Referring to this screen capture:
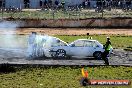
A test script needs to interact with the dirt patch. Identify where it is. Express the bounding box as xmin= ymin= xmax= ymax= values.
xmin=0 ymin=28 xmax=131 ymax=35
xmin=15 ymin=28 xmax=132 ymax=35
